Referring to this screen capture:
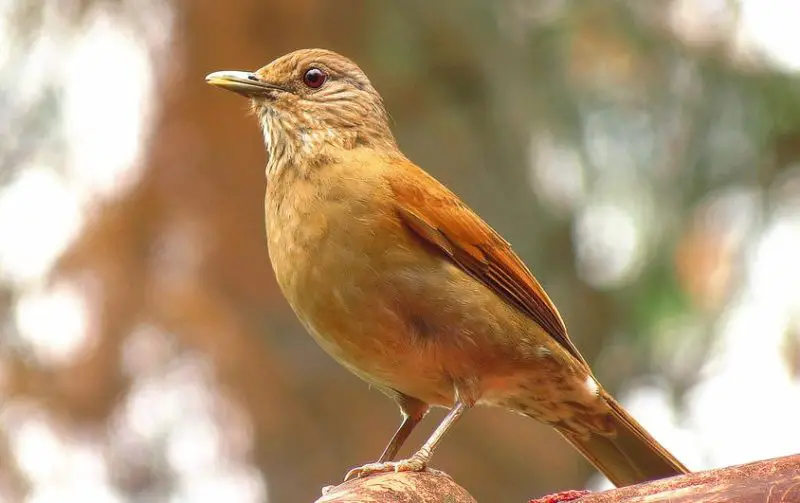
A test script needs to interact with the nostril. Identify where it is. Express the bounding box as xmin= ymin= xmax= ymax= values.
xmin=247 ymin=74 xmax=259 ymax=81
